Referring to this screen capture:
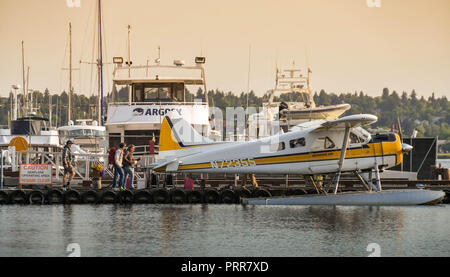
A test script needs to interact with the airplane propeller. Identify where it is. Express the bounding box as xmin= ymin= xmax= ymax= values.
xmin=397 ymin=117 xmax=412 ymax=154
